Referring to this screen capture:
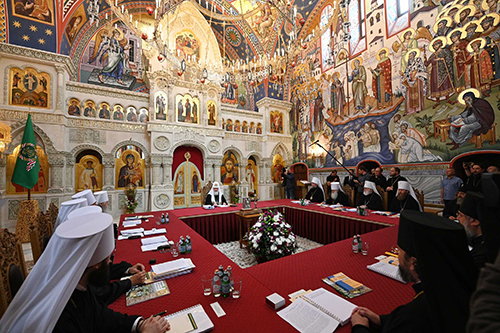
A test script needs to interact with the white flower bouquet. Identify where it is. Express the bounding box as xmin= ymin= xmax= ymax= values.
xmin=248 ymin=209 xmax=297 ymax=262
